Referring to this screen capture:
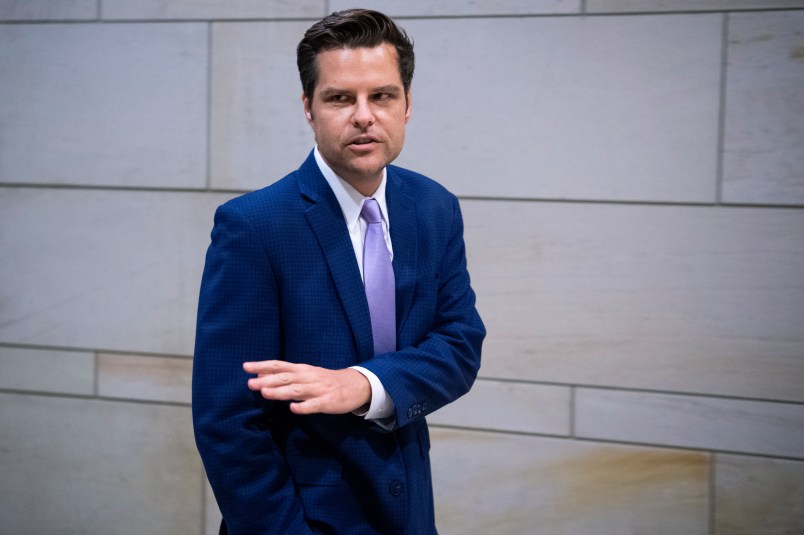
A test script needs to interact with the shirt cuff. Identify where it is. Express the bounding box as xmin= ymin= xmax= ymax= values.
xmin=350 ymin=366 xmax=395 ymax=426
